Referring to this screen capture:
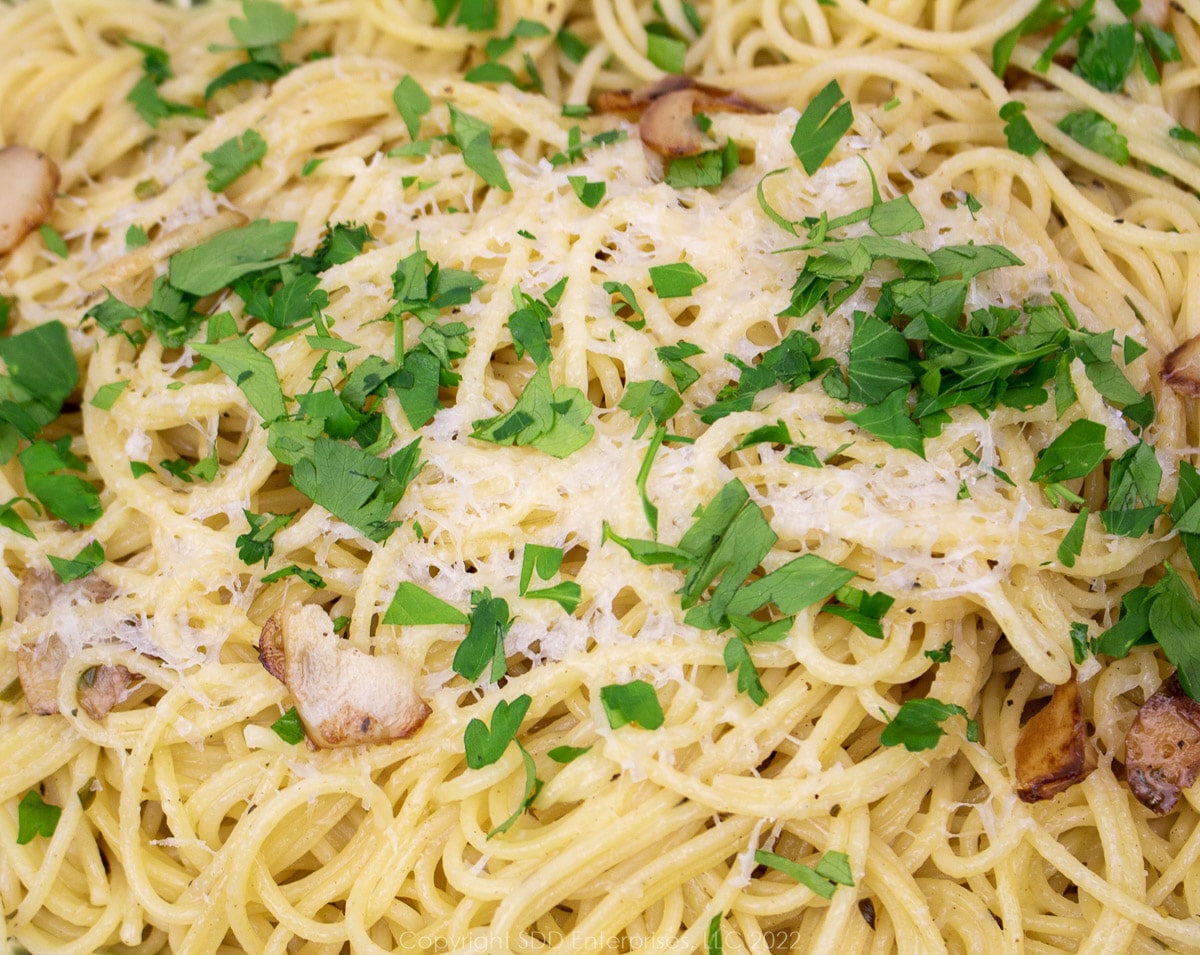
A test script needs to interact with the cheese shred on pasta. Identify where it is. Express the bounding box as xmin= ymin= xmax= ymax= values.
xmin=3 ymin=0 xmax=1200 ymax=952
